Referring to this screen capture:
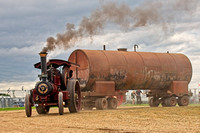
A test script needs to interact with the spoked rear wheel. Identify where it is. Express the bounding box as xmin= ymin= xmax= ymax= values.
xmin=25 ymin=93 xmax=32 ymax=117
xmin=67 ymin=79 xmax=81 ymax=113
xmin=61 ymin=66 xmax=69 ymax=89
